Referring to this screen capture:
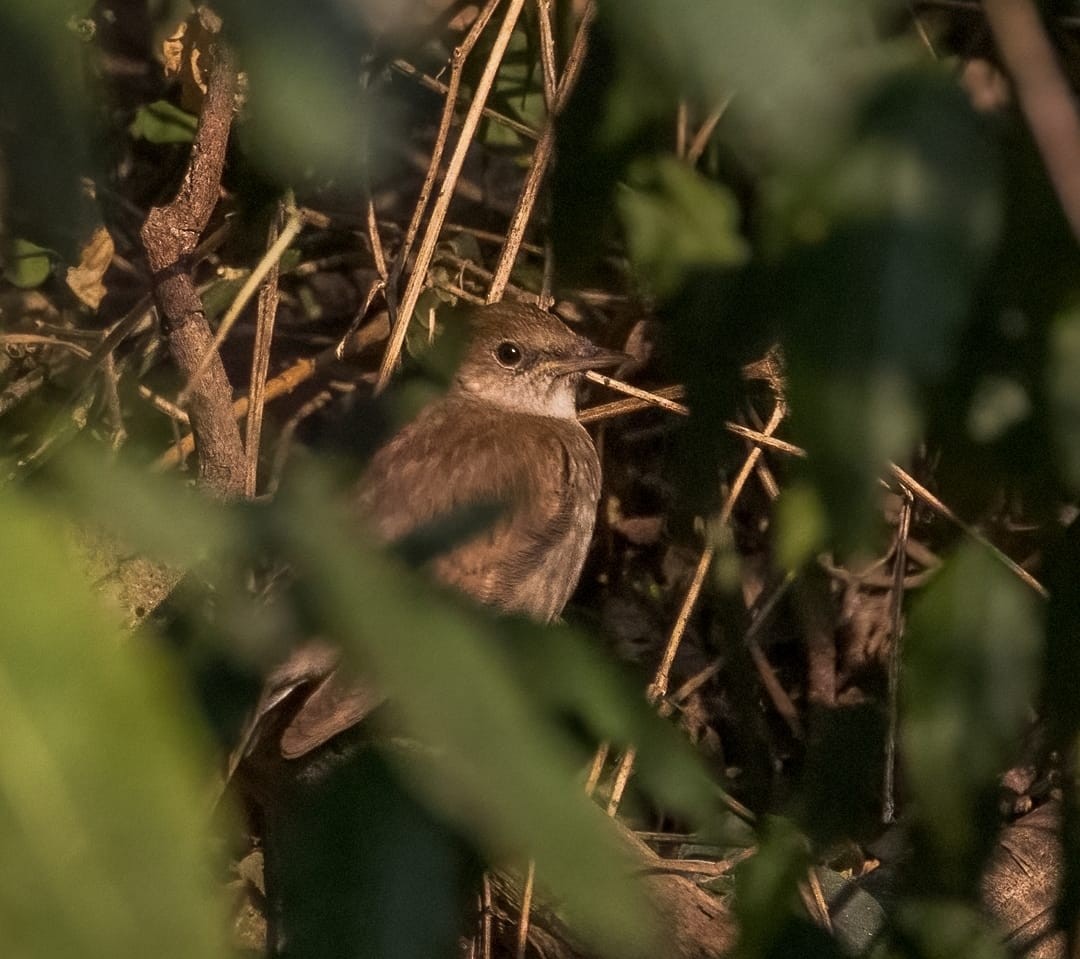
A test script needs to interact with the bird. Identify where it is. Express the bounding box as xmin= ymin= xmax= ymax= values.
xmin=237 ymin=300 xmax=628 ymax=767
xmin=230 ymin=302 xmax=627 ymax=955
